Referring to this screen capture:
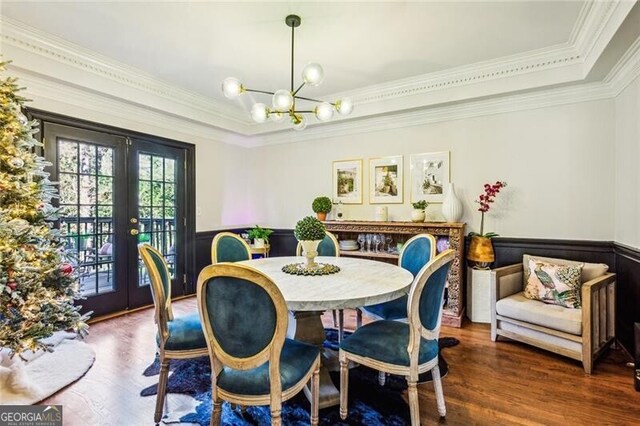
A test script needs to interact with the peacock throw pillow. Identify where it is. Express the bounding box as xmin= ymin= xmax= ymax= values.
xmin=523 ymin=259 xmax=583 ymax=309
